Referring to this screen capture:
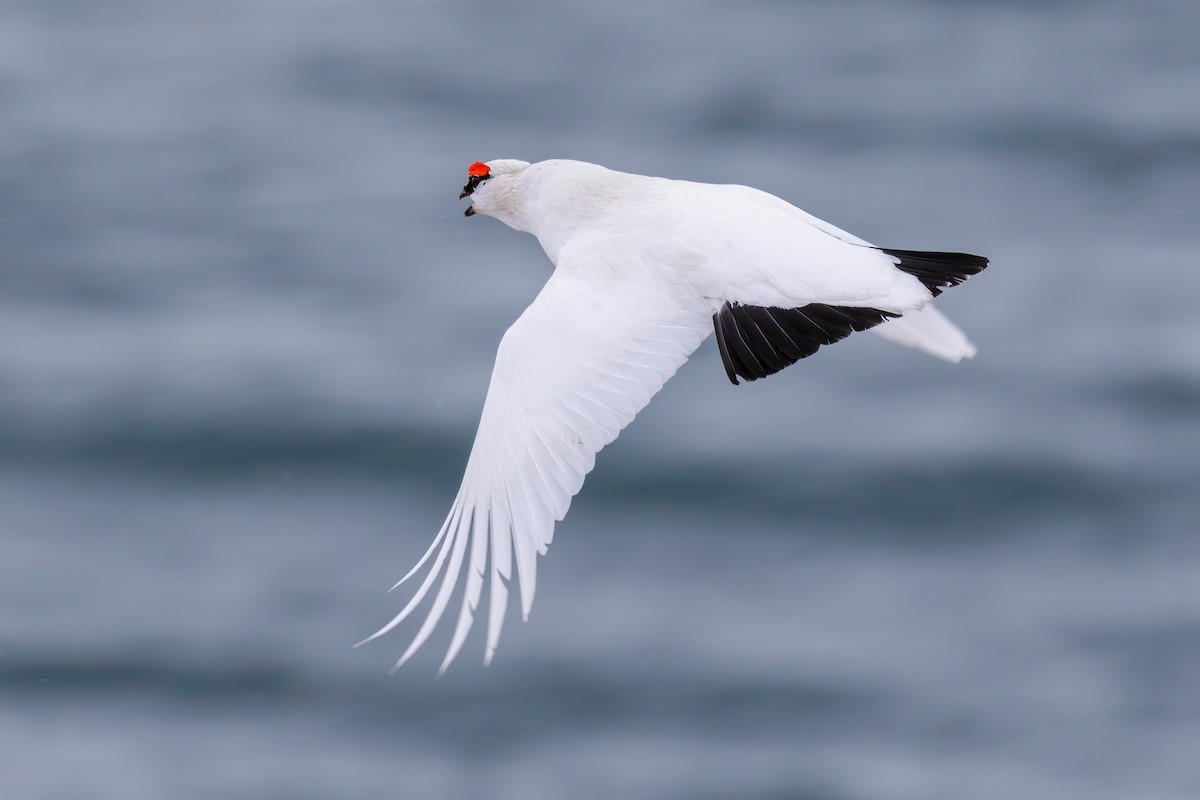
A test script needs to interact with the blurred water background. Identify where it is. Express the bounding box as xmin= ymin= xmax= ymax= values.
xmin=3 ymin=1 xmax=1199 ymax=798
